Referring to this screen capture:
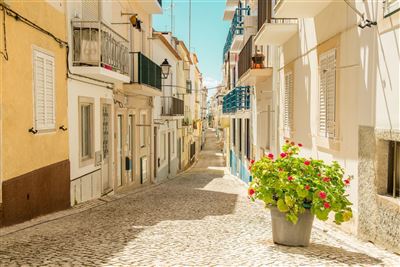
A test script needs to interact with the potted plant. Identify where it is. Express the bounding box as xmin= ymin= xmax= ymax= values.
xmin=248 ymin=141 xmax=353 ymax=247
